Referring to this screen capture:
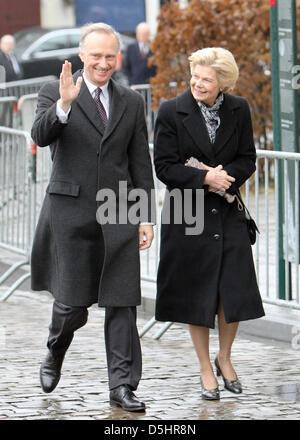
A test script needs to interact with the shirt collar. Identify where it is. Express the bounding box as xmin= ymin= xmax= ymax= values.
xmin=139 ymin=42 xmax=149 ymax=50
xmin=82 ymin=72 xmax=110 ymax=100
